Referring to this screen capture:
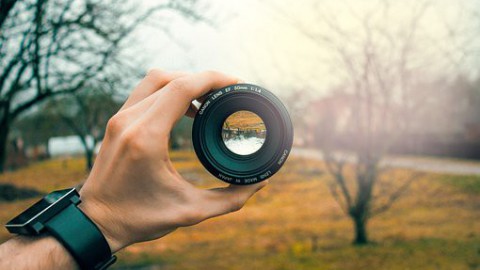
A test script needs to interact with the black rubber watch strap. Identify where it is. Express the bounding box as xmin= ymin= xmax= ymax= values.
xmin=44 ymin=204 xmax=116 ymax=269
